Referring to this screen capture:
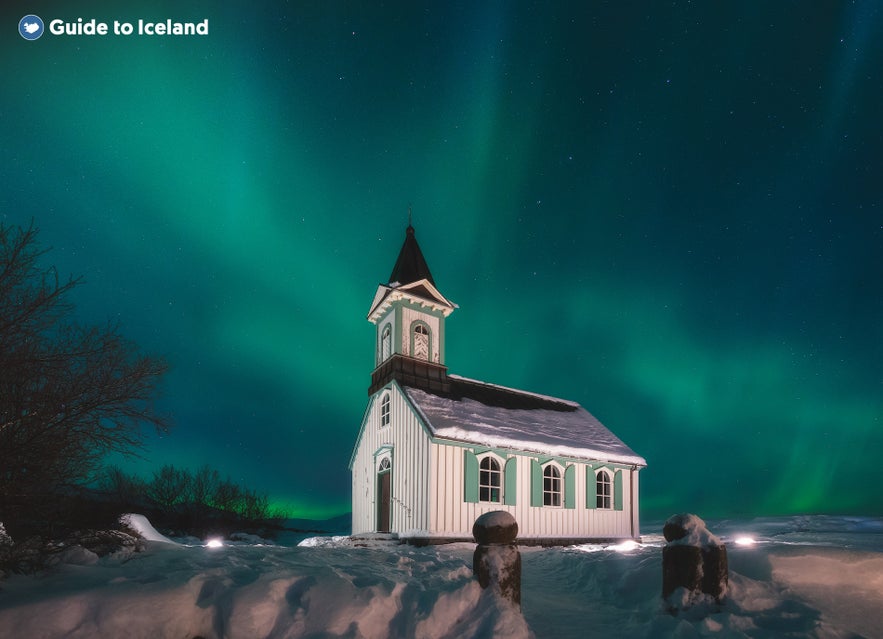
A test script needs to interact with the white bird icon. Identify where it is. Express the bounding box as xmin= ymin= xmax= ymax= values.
xmin=23 ymin=22 xmax=40 ymax=34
